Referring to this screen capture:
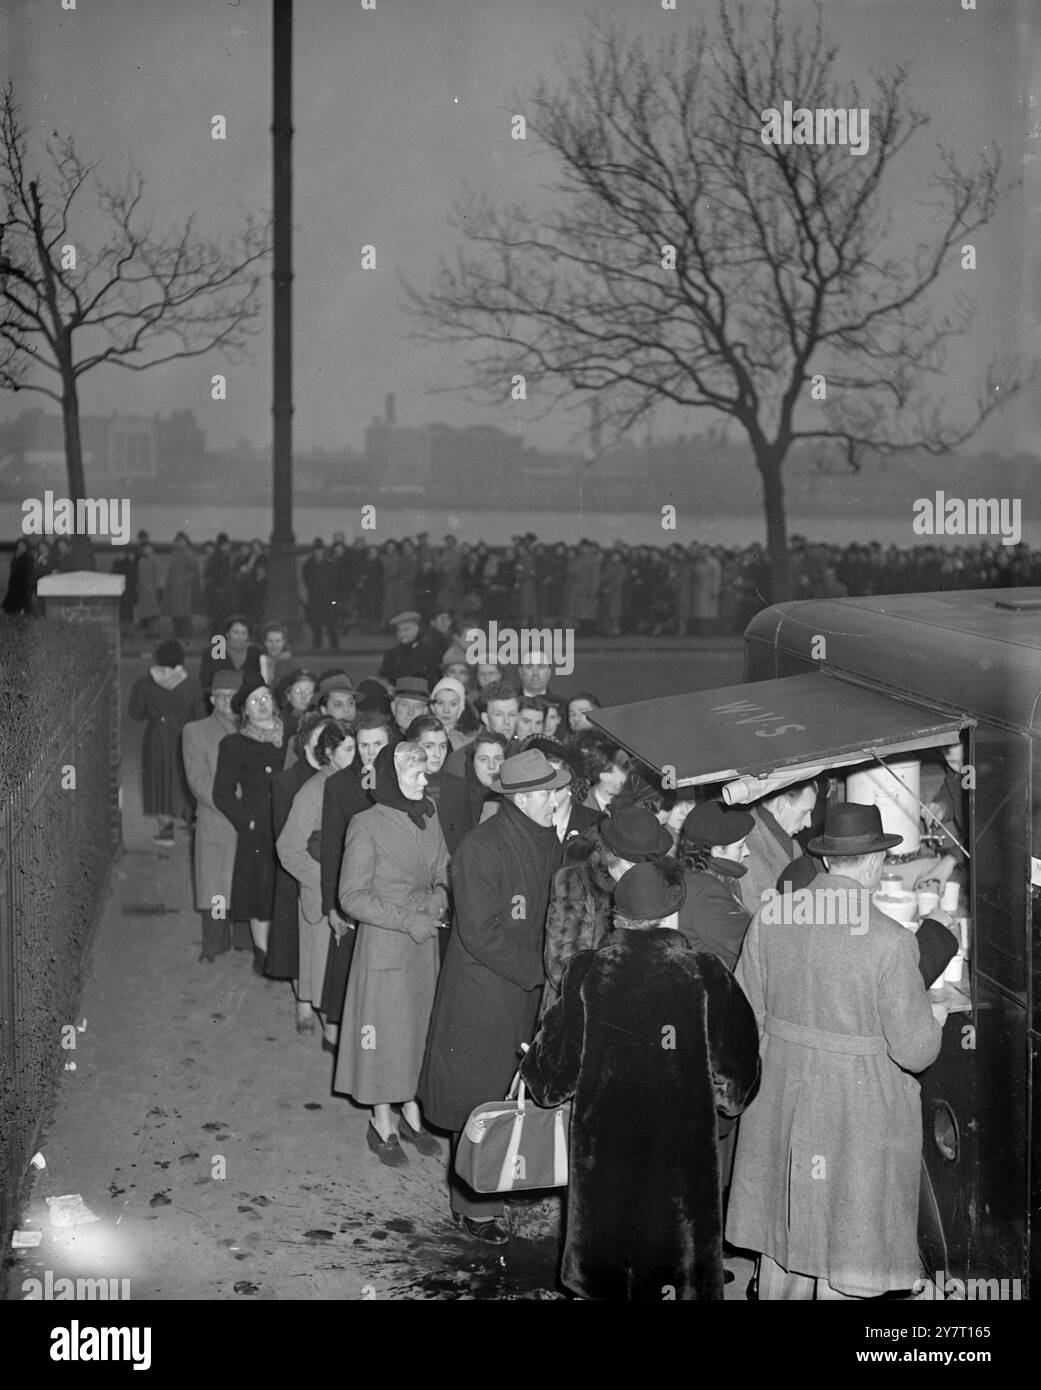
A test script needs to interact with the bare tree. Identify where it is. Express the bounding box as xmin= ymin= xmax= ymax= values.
xmin=0 ymin=82 xmax=269 ymax=565
xmin=406 ymin=1 xmax=1027 ymax=600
